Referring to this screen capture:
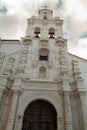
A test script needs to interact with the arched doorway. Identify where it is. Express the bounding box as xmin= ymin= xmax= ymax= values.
xmin=22 ymin=100 xmax=57 ymax=130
